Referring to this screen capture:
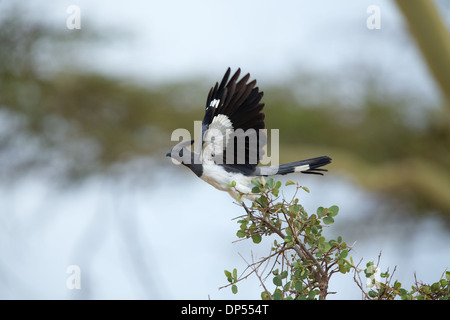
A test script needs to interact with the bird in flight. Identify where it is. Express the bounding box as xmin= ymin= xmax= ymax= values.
xmin=166 ymin=68 xmax=331 ymax=200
